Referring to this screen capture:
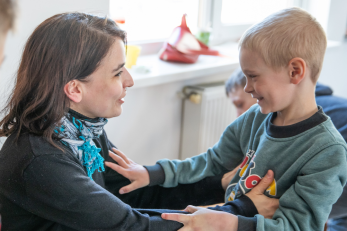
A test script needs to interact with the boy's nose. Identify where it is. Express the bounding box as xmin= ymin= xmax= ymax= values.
xmin=244 ymin=79 xmax=253 ymax=93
